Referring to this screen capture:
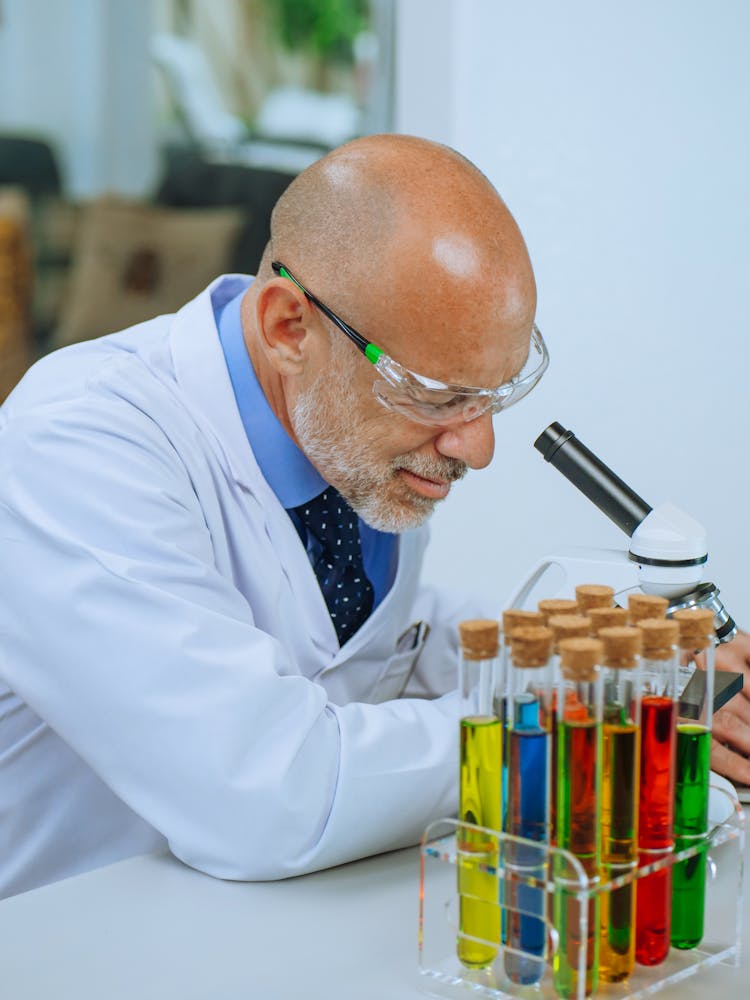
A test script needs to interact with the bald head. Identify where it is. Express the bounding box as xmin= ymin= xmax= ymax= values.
xmin=261 ymin=135 xmax=535 ymax=382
